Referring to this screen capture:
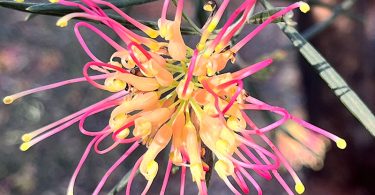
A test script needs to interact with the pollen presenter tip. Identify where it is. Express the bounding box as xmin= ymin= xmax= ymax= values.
xmin=336 ymin=138 xmax=347 ymax=149
xmin=49 ymin=0 xmax=59 ymax=3
xmin=197 ymin=42 xmax=205 ymax=51
xmin=3 ymin=96 xmax=14 ymax=104
xmin=207 ymin=20 xmax=218 ymax=32
xmin=145 ymin=161 xmax=158 ymax=180
xmin=299 ymin=2 xmax=310 ymax=13
xmin=145 ymin=29 xmax=159 ymax=39
xmin=295 ymin=182 xmax=305 ymax=194
xmin=56 ymin=19 xmax=68 ymax=28
xmin=116 ymin=129 xmax=130 ymax=139
xmin=21 ymin=134 xmax=32 ymax=142
xmin=20 ymin=143 xmax=30 ymax=152
xmin=203 ymin=2 xmax=214 ymax=12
